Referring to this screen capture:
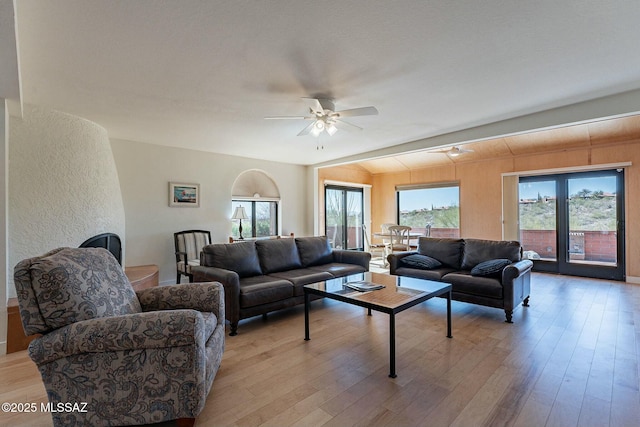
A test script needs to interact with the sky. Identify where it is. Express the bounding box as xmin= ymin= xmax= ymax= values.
xmin=399 ymin=187 xmax=460 ymax=211
xmin=398 ymin=175 xmax=618 ymax=211
xmin=519 ymin=176 xmax=617 ymax=200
